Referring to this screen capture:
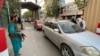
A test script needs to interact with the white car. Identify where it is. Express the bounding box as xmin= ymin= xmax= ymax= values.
xmin=42 ymin=20 xmax=100 ymax=56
